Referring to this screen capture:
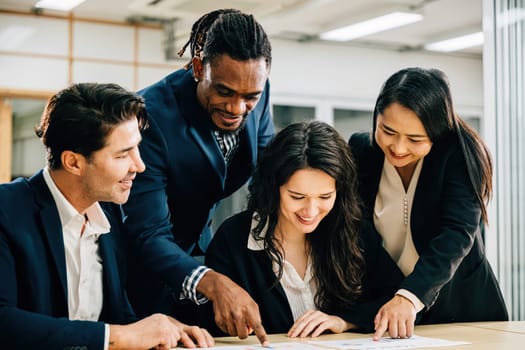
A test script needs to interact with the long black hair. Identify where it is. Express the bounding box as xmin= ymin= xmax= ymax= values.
xmin=248 ymin=121 xmax=365 ymax=310
xmin=372 ymin=67 xmax=492 ymax=223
